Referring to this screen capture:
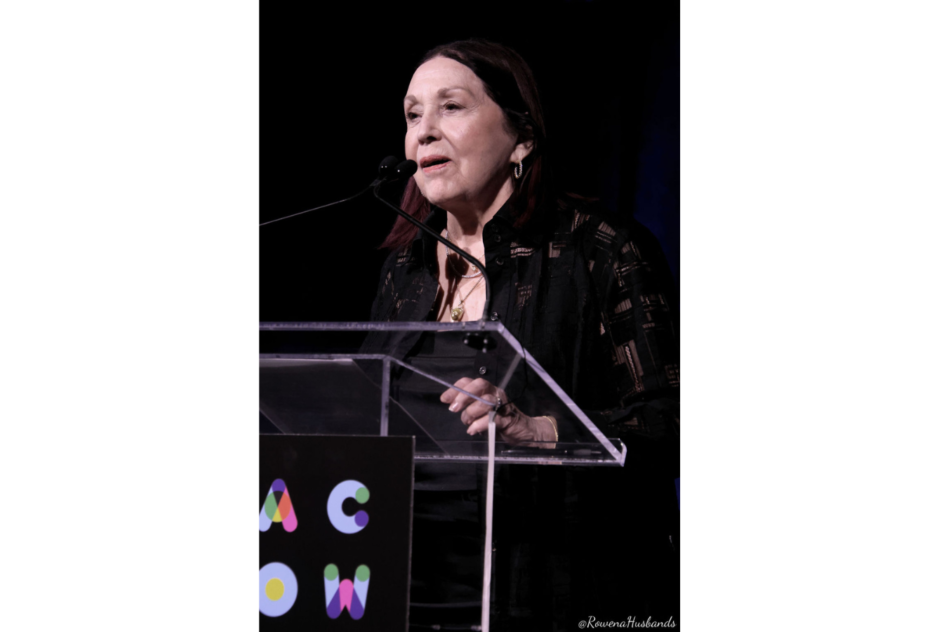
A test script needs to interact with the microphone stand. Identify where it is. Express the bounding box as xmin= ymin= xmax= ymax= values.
xmin=260 ymin=155 xmax=494 ymax=324
xmin=372 ymin=186 xmax=493 ymax=324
